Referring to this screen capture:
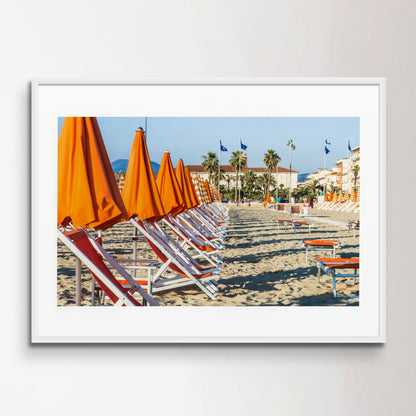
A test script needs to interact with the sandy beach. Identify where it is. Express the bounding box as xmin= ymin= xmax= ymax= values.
xmin=57 ymin=205 xmax=359 ymax=306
